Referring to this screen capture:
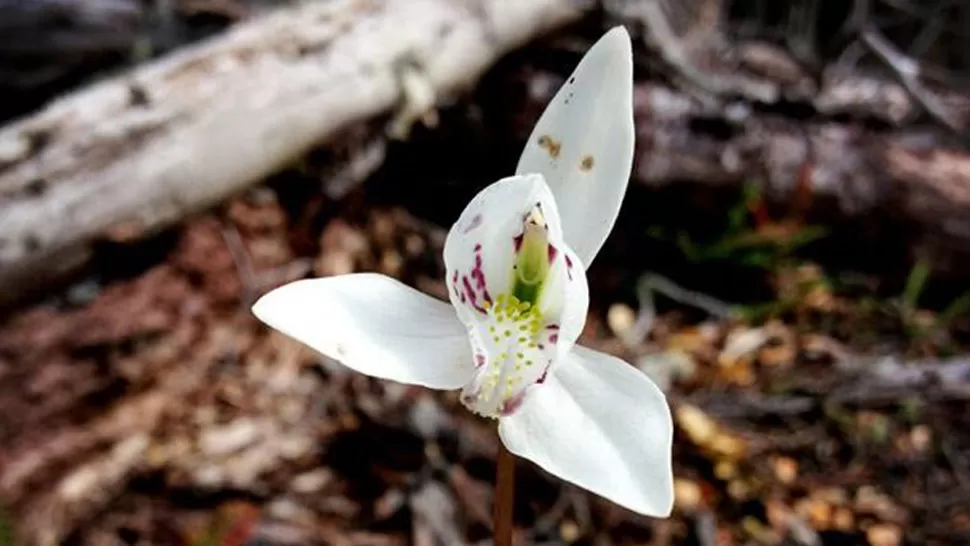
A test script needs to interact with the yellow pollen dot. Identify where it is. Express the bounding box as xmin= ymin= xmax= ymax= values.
xmin=483 ymin=300 xmax=491 ymax=310
xmin=516 ymin=352 xmax=524 ymax=359
xmin=504 ymin=330 xmax=512 ymax=337
xmin=488 ymin=325 xmax=495 ymax=333
xmin=515 ymin=364 xmax=522 ymax=371
xmin=518 ymin=336 xmax=527 ymax=343
xmin=518 ymin=324 xmax=528 ymax=331
xmin=526 ymin=360 xmax=534 ymax=366
xmin=493 ymin=336 xmax=500 ymax=343
xmin=529 ymin=342 xmax=538 ymax=349
xmin=499 ymin=352 xmax=508 ymax=360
